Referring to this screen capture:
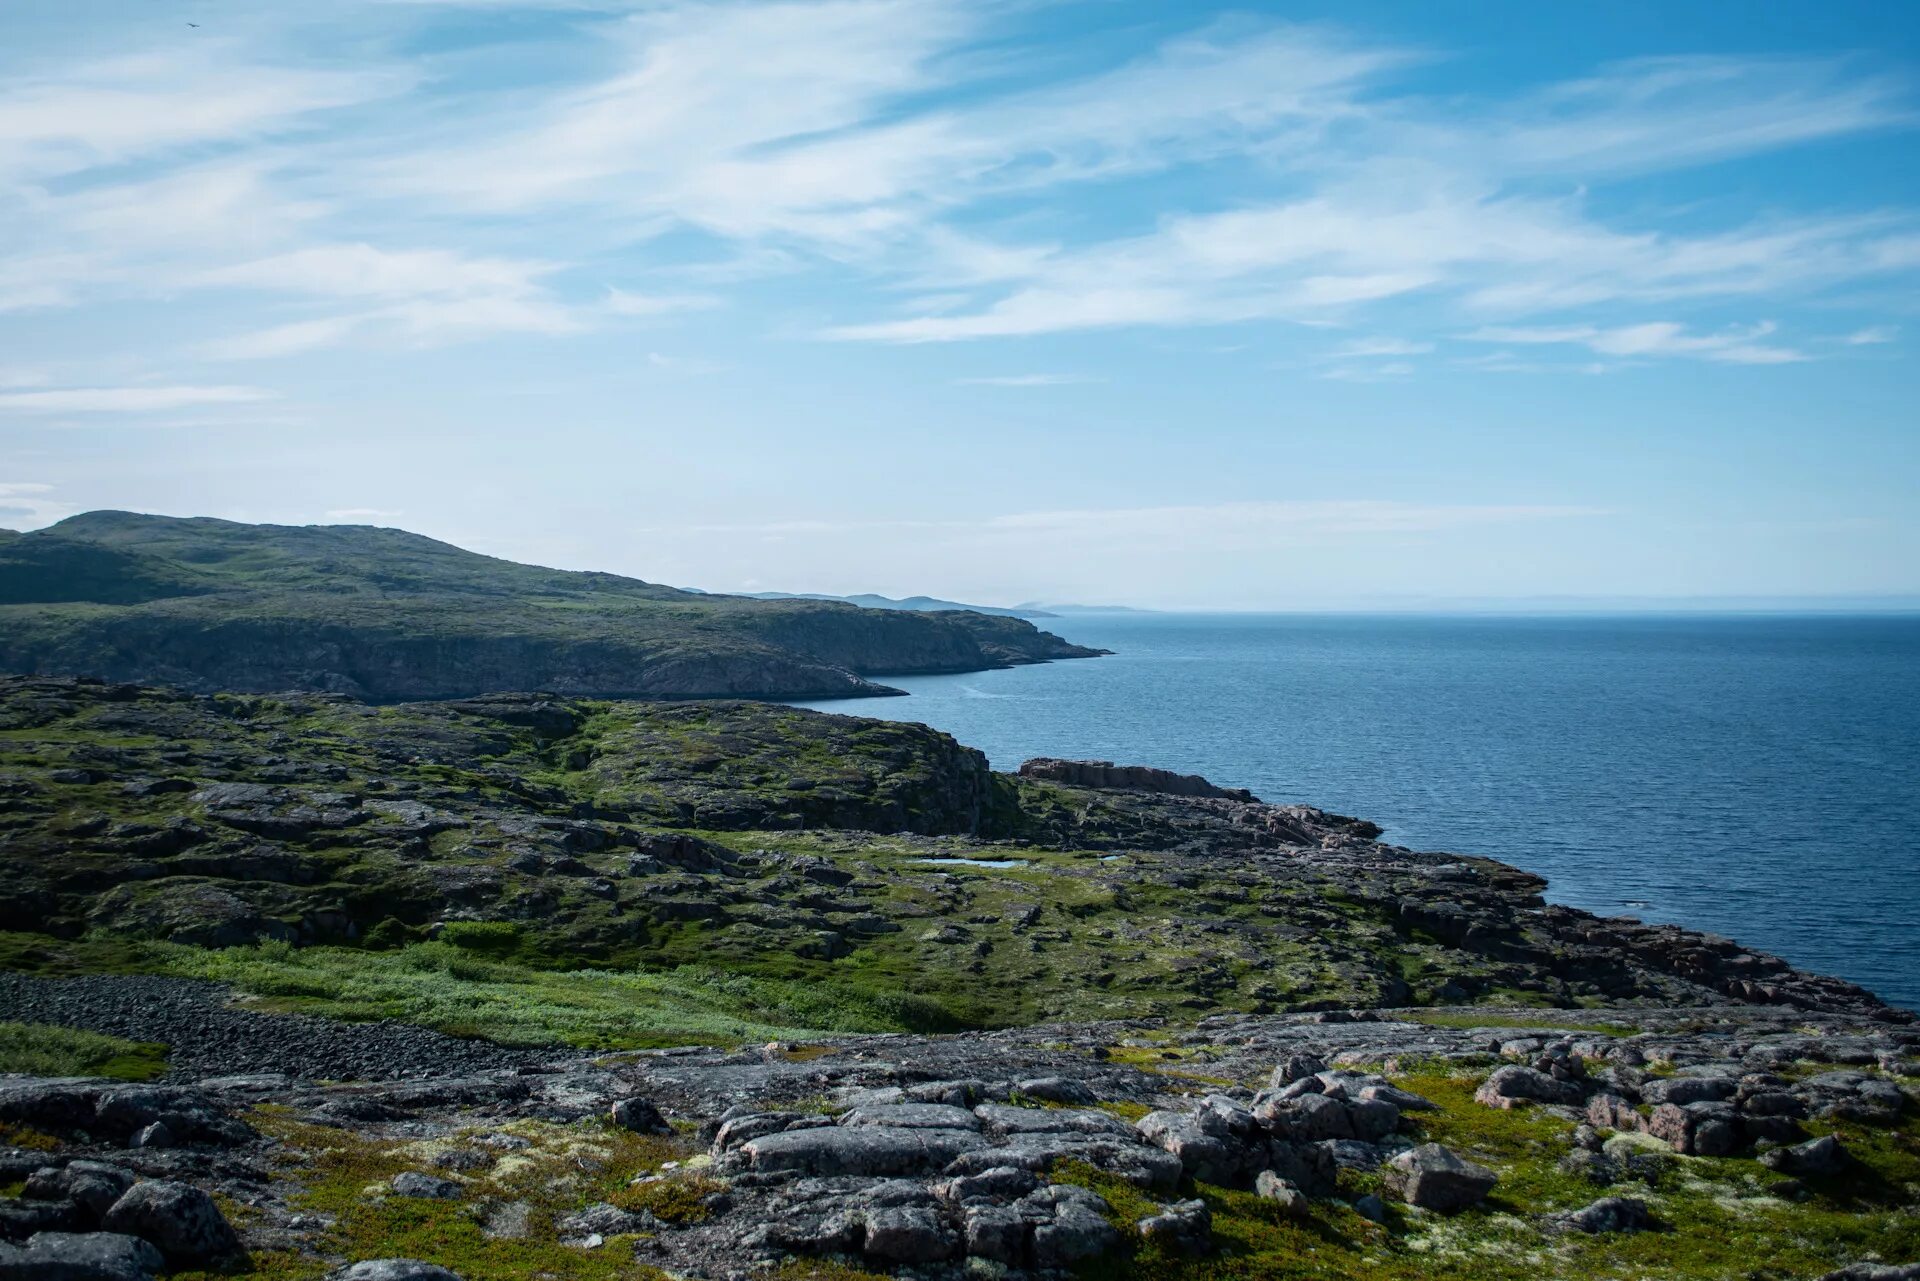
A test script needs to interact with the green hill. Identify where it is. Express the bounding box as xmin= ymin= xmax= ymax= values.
xmin=0 ymin=512 xmax=1103 ymax=700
